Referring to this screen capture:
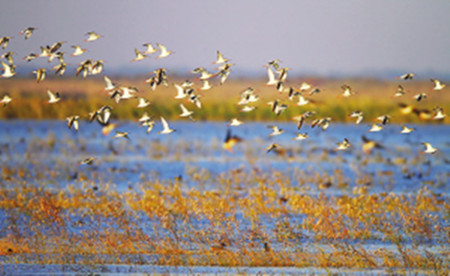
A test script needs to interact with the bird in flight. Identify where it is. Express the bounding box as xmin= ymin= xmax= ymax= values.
xmin=222 ymin=129 xmax=242 ymax=153
xmin=47 ymin=89 xmax=61 ymax=104
xmin=158 ymin=117 xmax=175 ymax=134
xmin=421 ymin=142 xmax=437 ymax=154
xmin=85 ymin=31 xmax=102 ymax=42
